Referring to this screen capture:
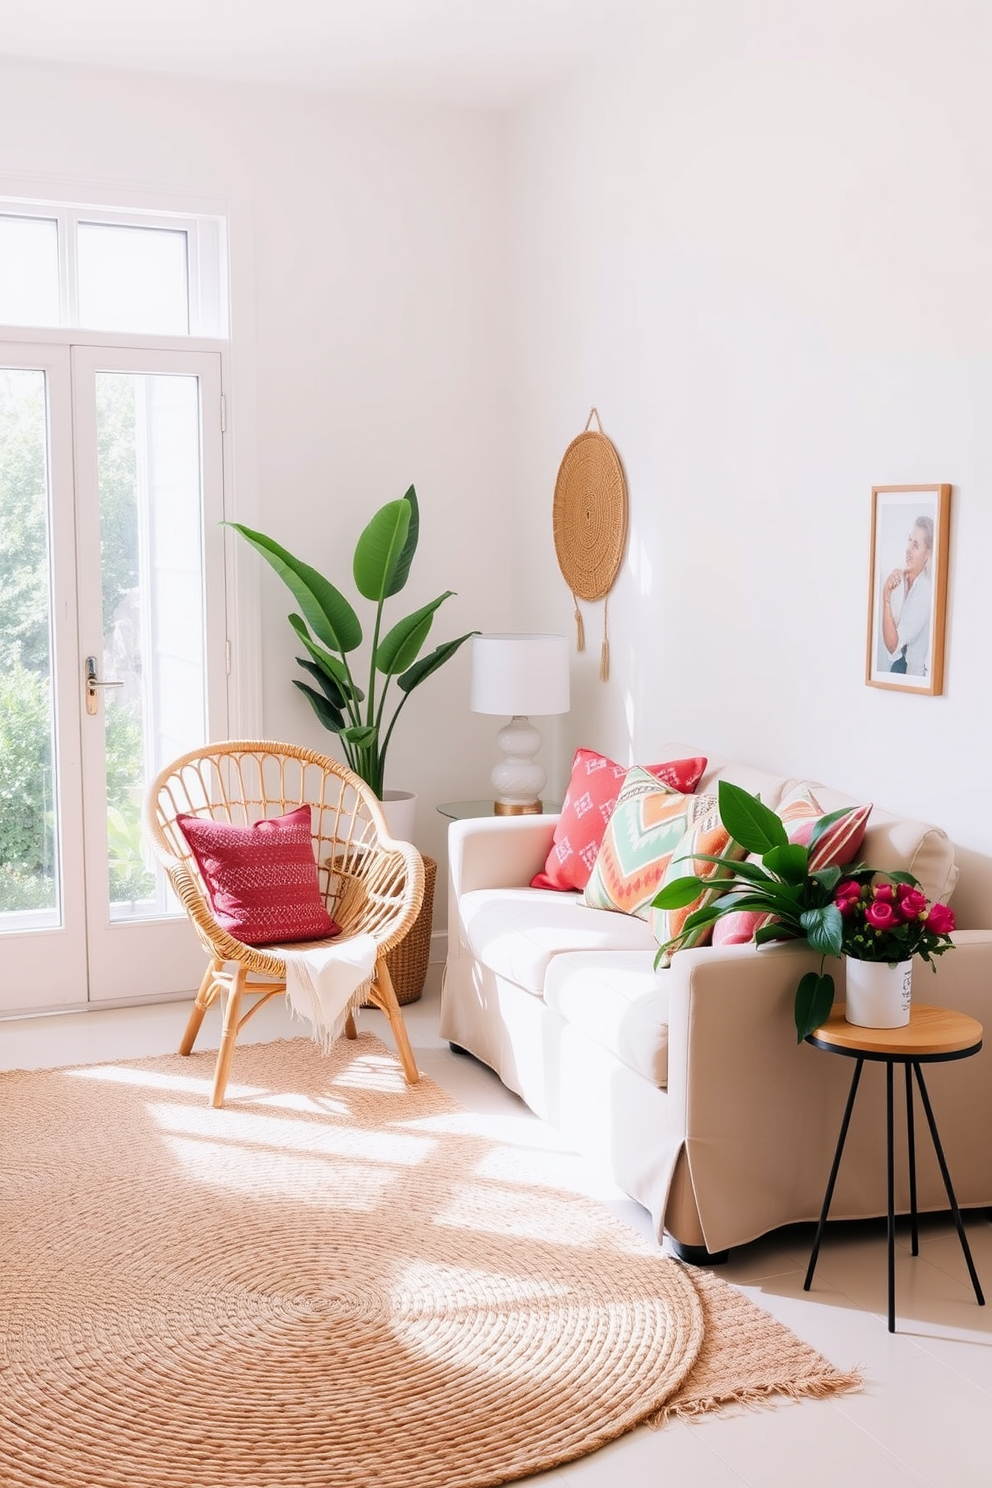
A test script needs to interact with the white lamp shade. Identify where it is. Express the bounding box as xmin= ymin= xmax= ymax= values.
xmin=469 ymin=634 xmax=570 ymax=717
